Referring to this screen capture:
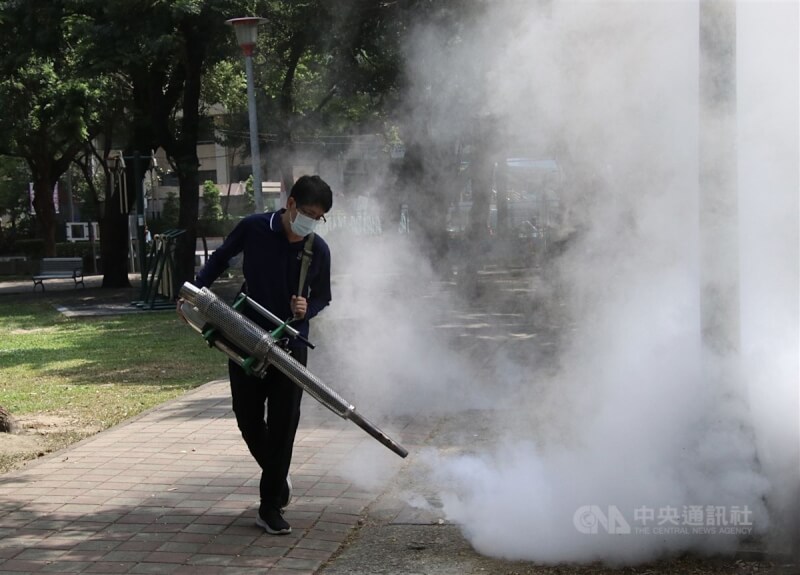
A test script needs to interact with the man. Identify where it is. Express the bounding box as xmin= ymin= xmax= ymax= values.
xmin=191 ymin=175 xmax=333 ymax=535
